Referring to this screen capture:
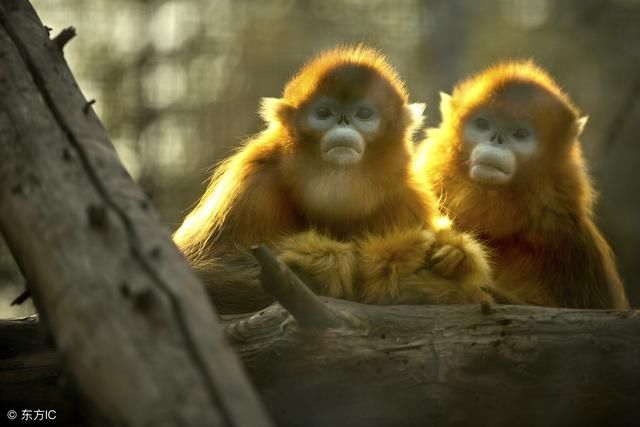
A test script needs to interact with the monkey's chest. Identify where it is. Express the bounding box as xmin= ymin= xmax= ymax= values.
xmin=307 ymin=202 xmax=422 ymax=241
xmin=485 ymin=236 xmax=542 ymax=278
xmin=487 ymin=236 xmax=555 ymax=304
